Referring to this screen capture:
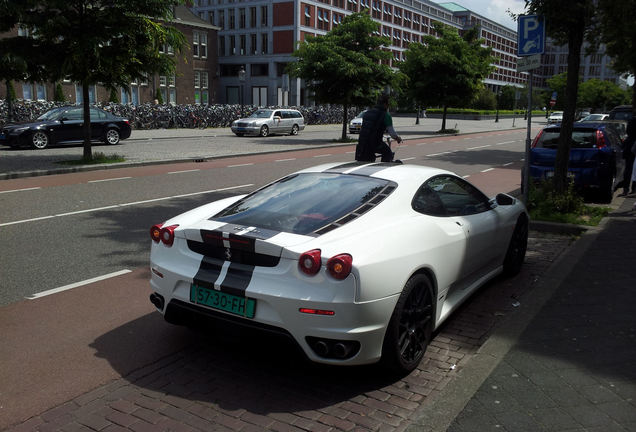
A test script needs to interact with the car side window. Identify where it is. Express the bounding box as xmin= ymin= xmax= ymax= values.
xmin=89 ymin=109 xmax=105 ymax=121
xmin=63 ymin=108 xmax=83 ymax=121
xmin=274 ymin=111 xmax=282 ymax=118
xmin=412 ymin=175 xmax=490 ymax=217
